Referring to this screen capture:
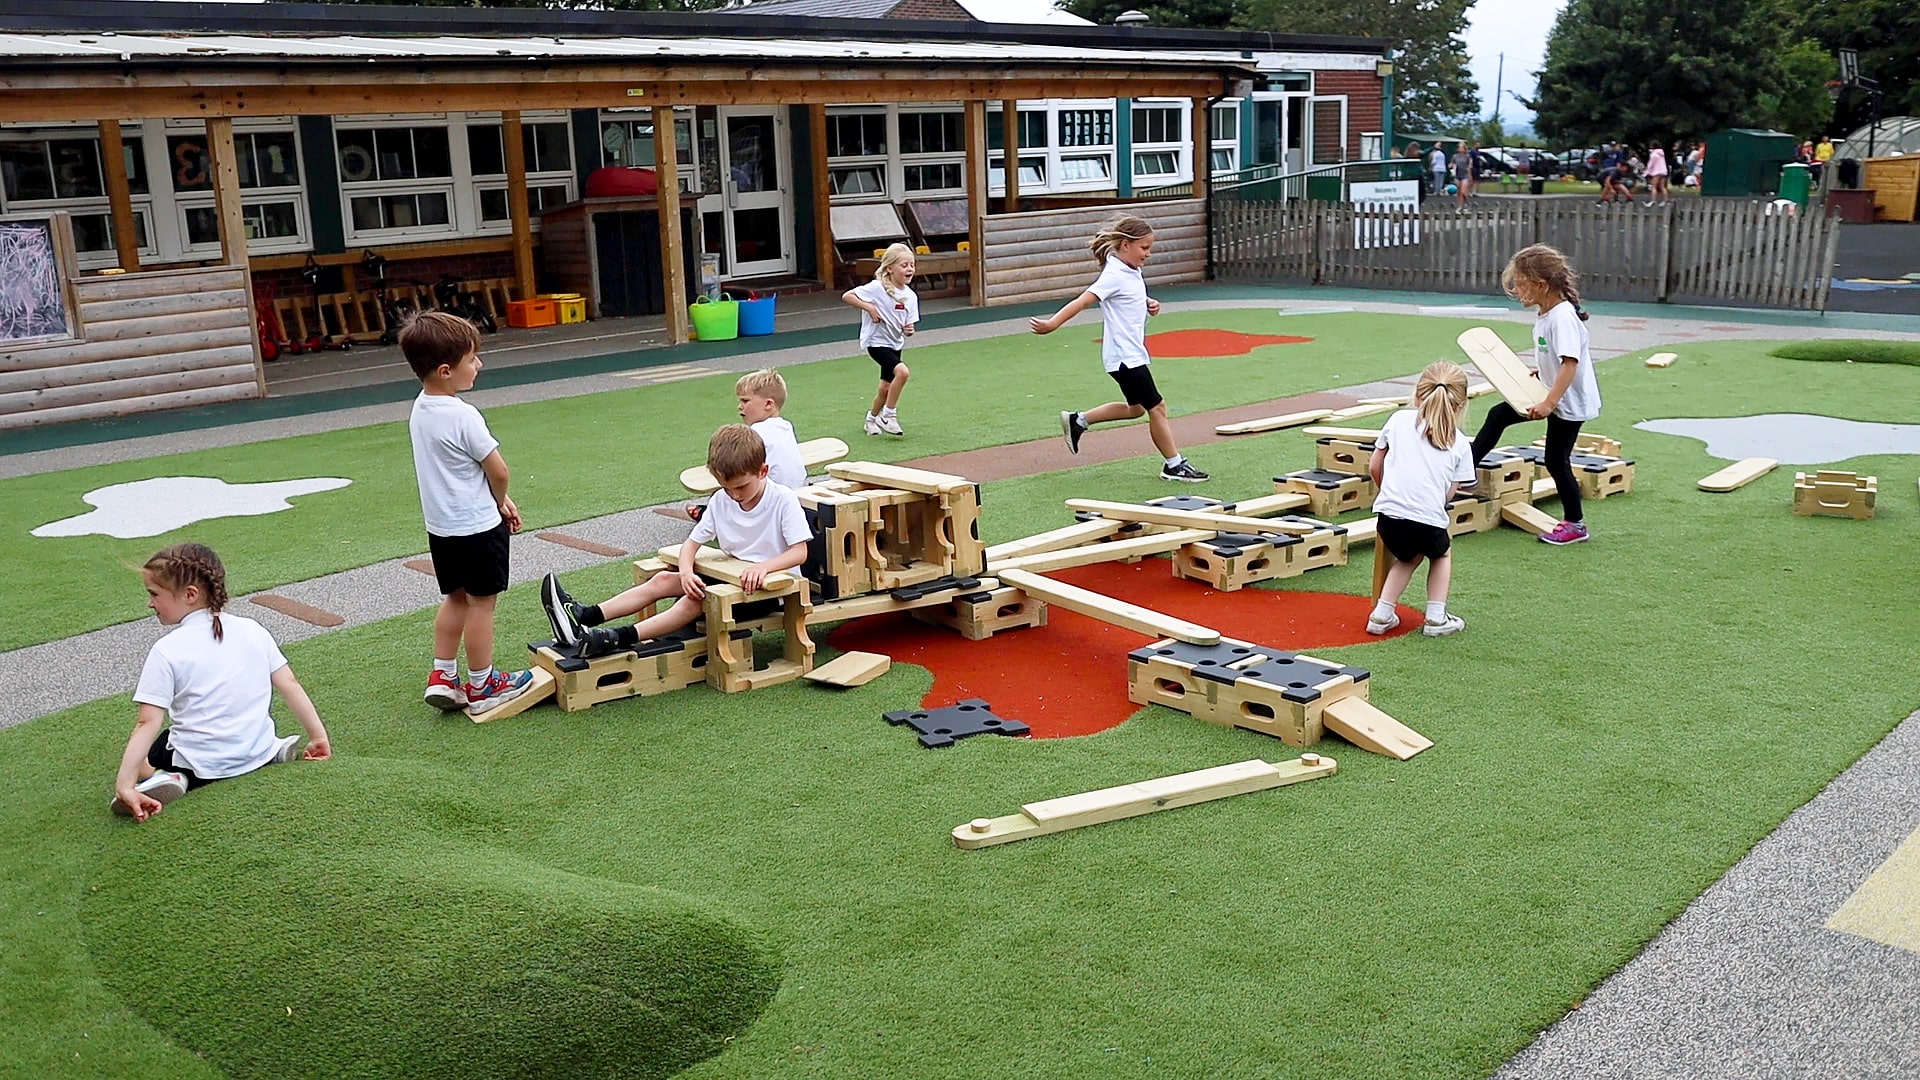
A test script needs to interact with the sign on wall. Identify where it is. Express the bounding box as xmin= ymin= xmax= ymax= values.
xmin=1350 ymin=179 xmax=1421 ymax=248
